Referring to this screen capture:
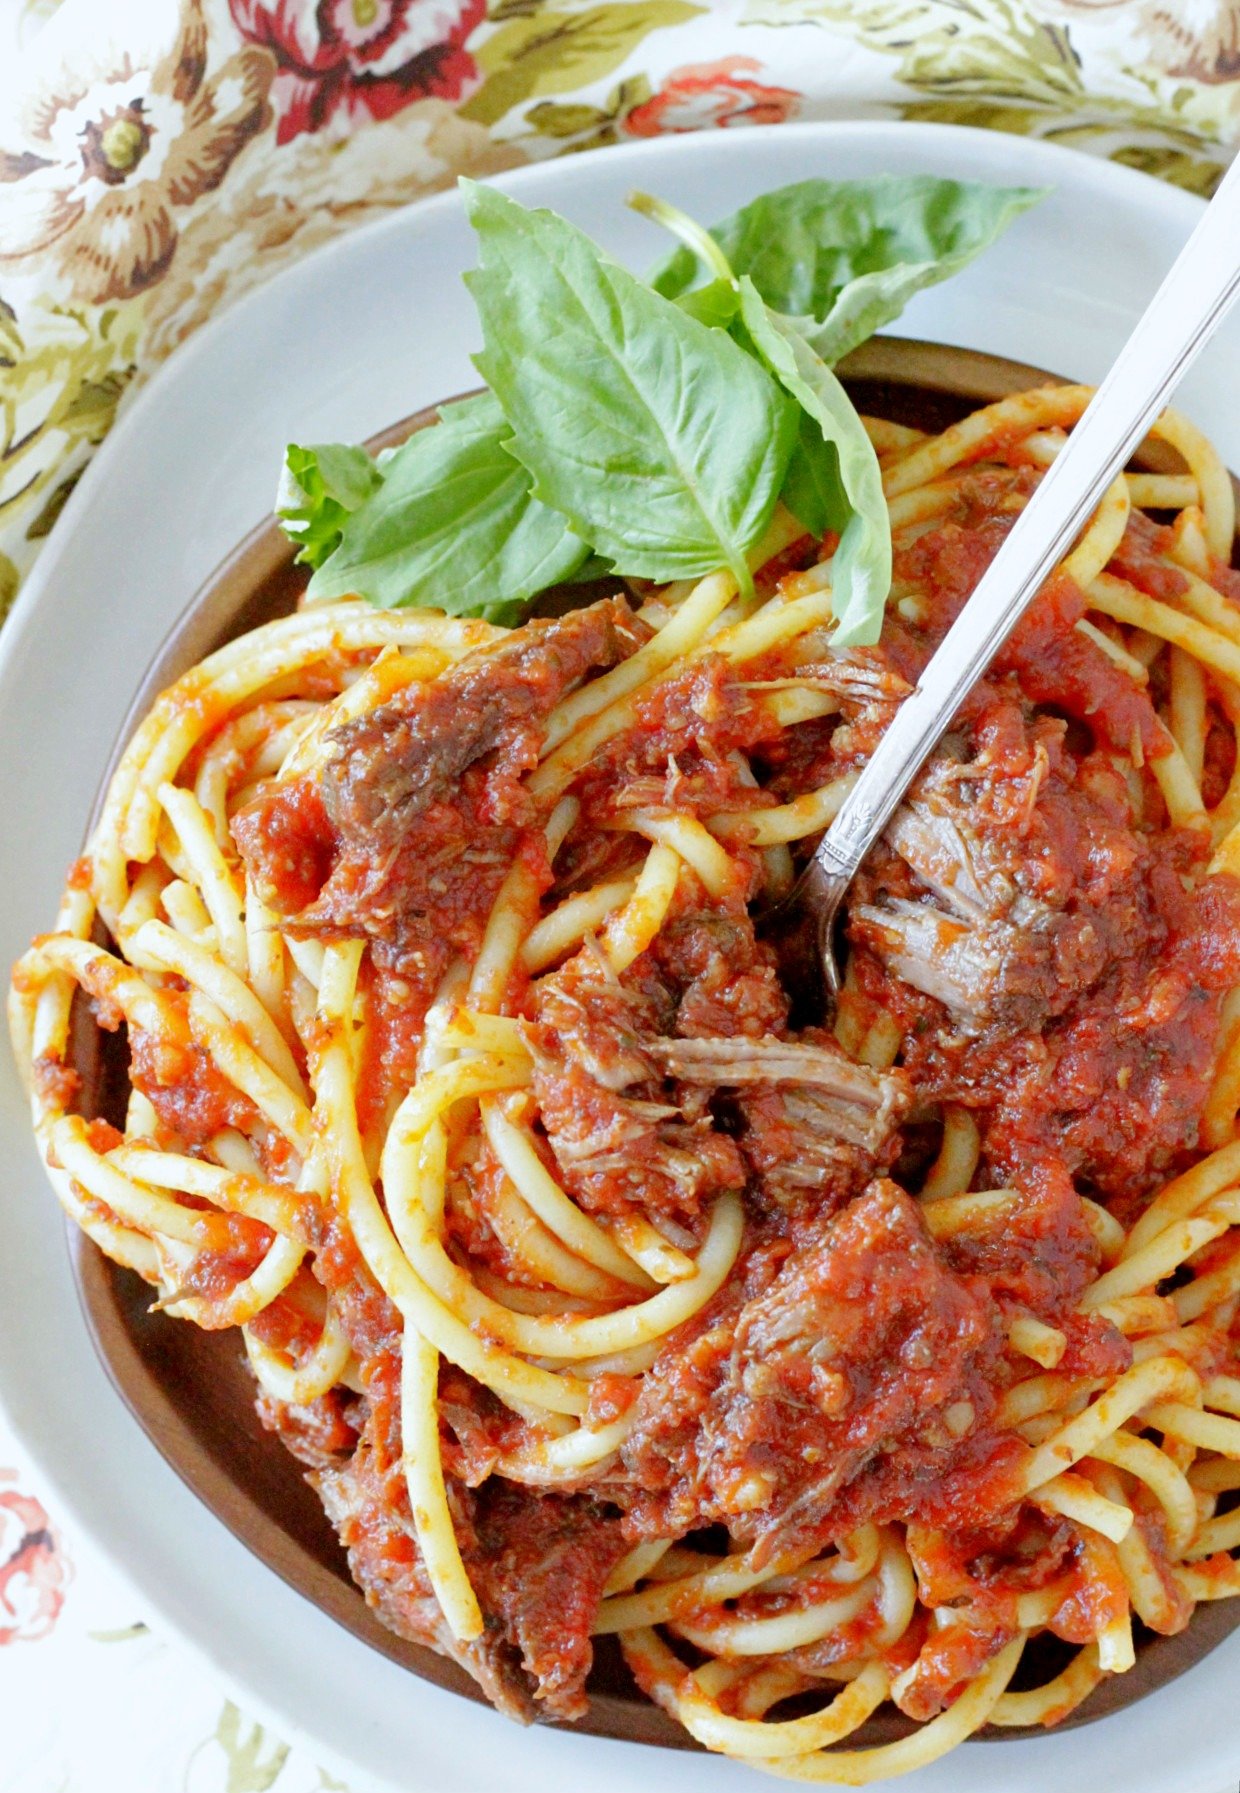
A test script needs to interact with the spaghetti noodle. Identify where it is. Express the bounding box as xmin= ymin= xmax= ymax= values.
xmin=15 ymin=381 xmax=1240 ymax=1779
